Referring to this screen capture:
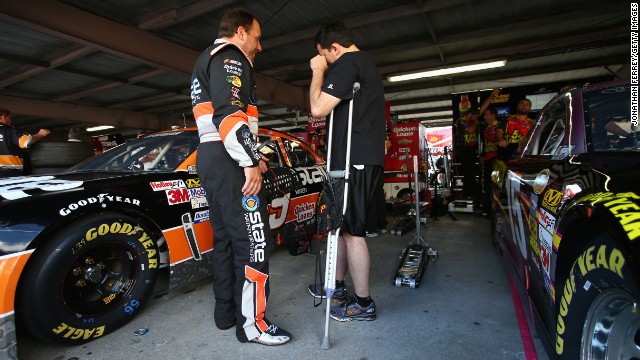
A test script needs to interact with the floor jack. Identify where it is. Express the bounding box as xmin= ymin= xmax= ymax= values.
xmin=394 ymin=156 xmax=439 ymax=289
